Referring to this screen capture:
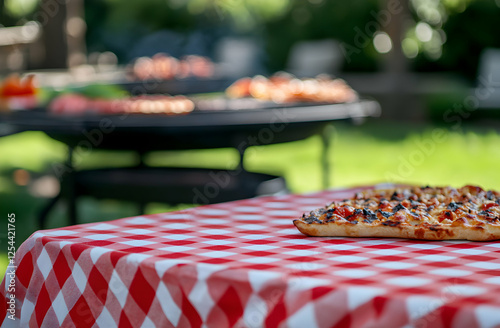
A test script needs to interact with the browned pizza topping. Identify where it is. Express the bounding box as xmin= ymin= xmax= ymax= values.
xmin=300 ymin=185 xmax=500 ymax=227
